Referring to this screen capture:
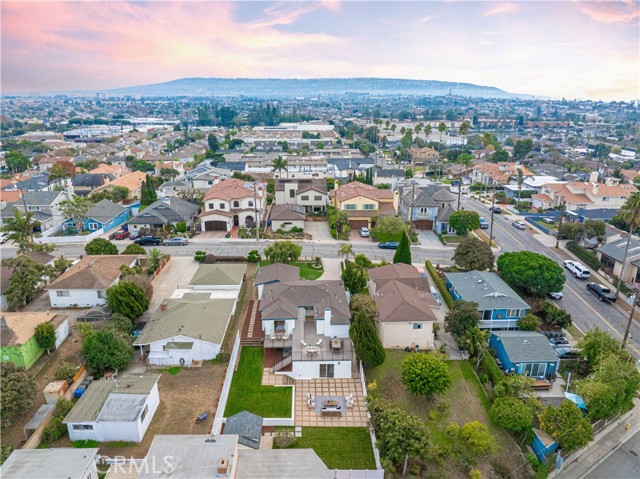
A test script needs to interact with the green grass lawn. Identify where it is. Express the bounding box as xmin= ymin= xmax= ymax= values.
xmin=224 ymin=347 xmax=292 ymax=418
xmin=275 ymin=427 xmax=376 ymax=470
xmin=258 ymin=261 xmax=323 ymax=280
